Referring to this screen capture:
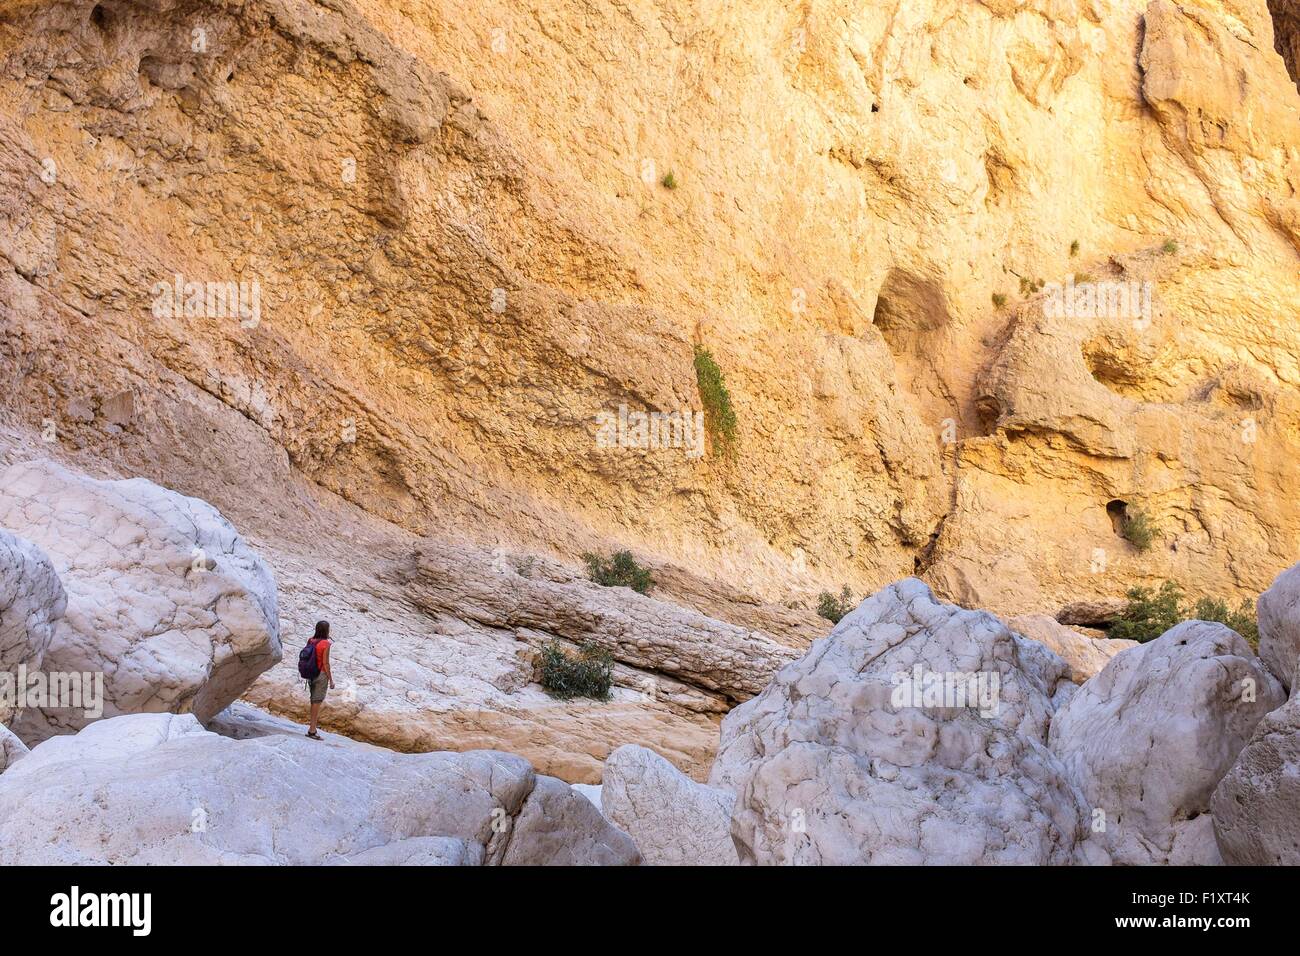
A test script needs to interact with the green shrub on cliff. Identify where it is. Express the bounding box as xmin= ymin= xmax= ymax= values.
xmin=583 ymin=549 xmax=654 ymax=594
xmin=693 ymin=345 xmax=738 ymax=456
